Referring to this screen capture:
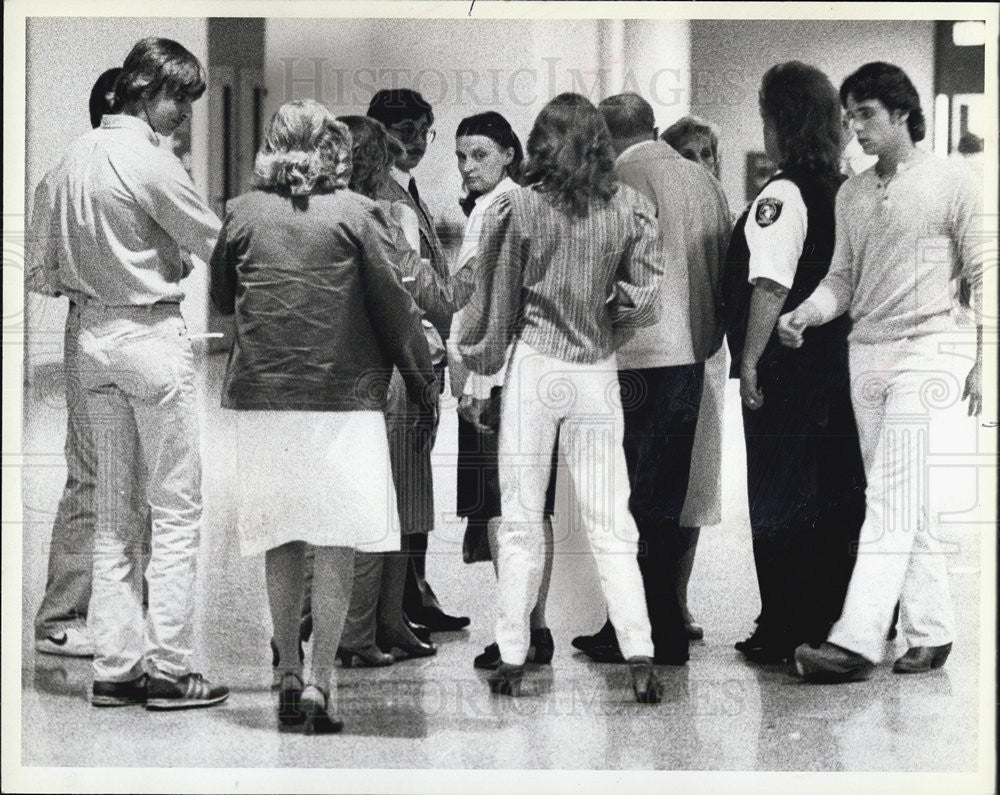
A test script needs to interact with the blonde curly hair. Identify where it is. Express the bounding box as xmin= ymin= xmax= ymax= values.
xmin=254 ymin=99 xmax=351 ymax=196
